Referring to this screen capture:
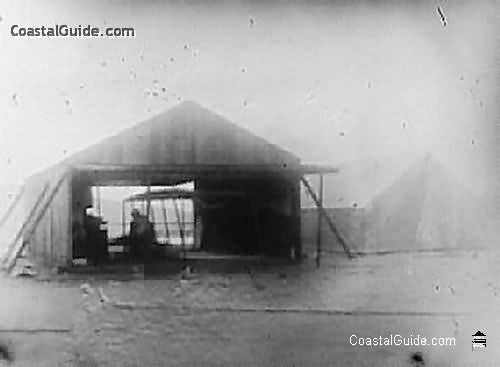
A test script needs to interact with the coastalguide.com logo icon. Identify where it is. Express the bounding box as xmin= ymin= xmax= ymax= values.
xmin=472 ymin=331 xmax=486 ymax=351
